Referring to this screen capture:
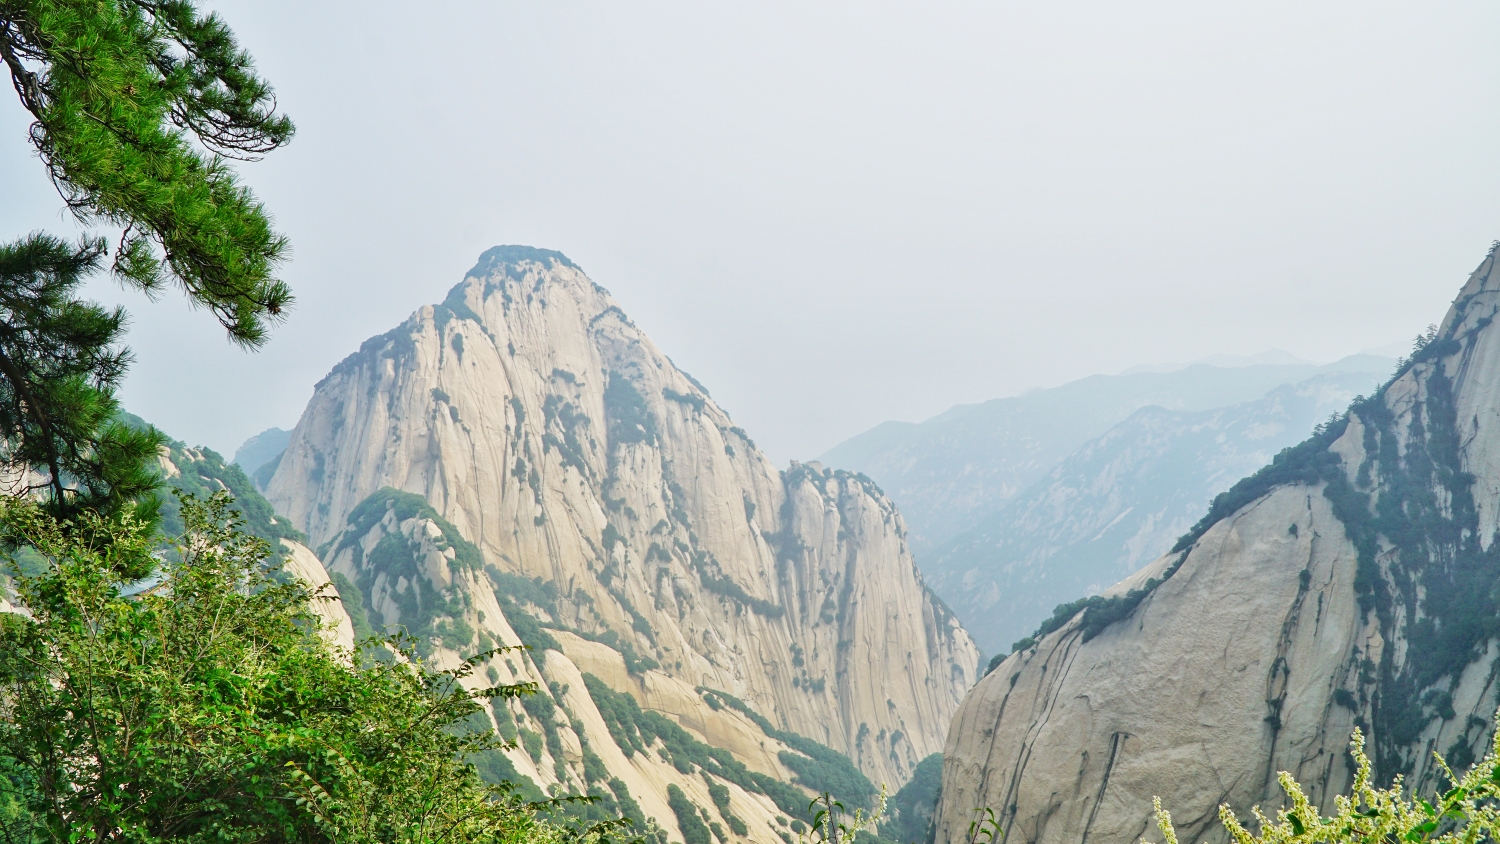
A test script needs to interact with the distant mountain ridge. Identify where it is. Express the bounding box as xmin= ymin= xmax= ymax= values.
xmin=229 ymin=425 xmax=288 ymax=485
xmin=818 ymin=355 xmax=1395 ymax=558
xmin=1117 ymin=348 xmax=1318 ymax=375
